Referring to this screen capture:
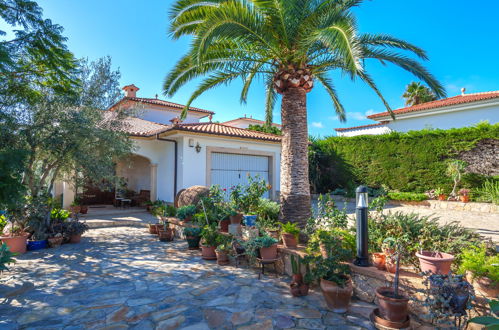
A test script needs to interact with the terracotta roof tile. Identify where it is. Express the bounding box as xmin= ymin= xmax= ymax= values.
xmin=170 ymin=122 xmax=281 ymax=142
xmin=109 ymin=97 xmax=215 ymax=116
xmin=103 ymin=112 xmax=170 ymax=137
xmin=368 ymin=91 xmax=499 ymax=119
